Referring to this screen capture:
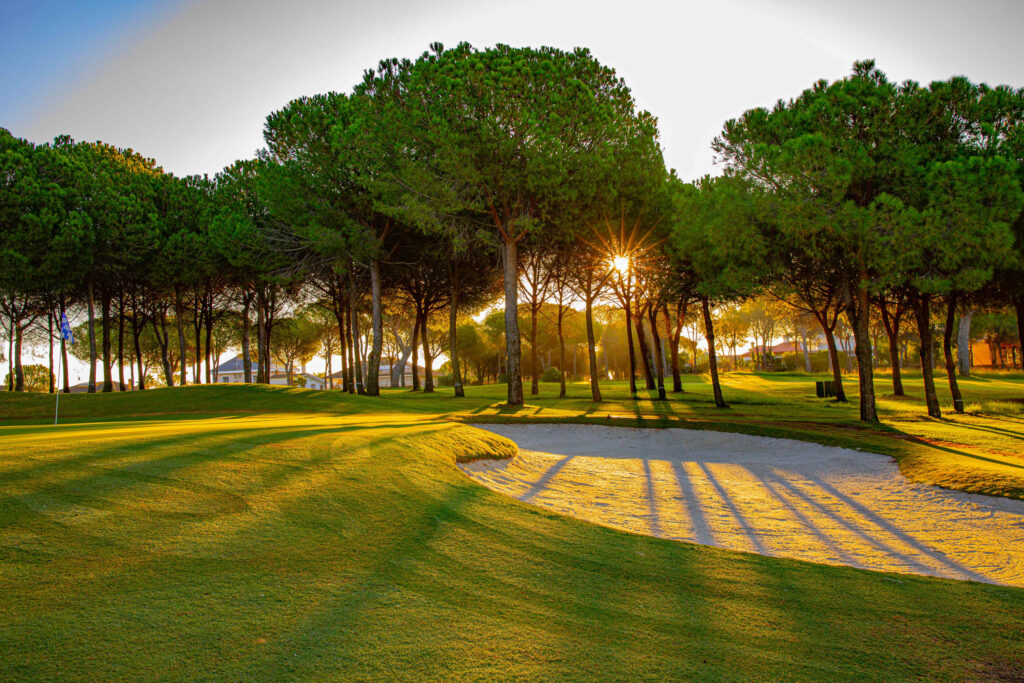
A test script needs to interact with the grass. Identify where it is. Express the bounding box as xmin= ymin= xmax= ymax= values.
xmin=1 ymin=373 xmax=1023 ymax=680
